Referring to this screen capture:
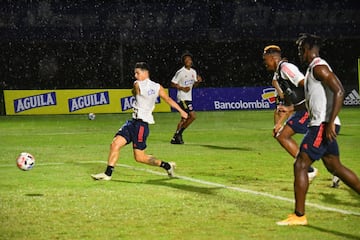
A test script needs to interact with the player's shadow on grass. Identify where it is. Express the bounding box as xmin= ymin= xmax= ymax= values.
xmin=25 ymin=193 xmax=44 ymax=197
xmin=319 ymin=189 xmax=360 ymax=209
xmin=198 ymin=144 xmax=252 ymax=151
xmin=111 ymin=179 xmax=145 ymax=184
xmin=306 ymin=225 xmax=360 ymax=240
xmin=145 ymin=178 xmax=222 ymax=195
